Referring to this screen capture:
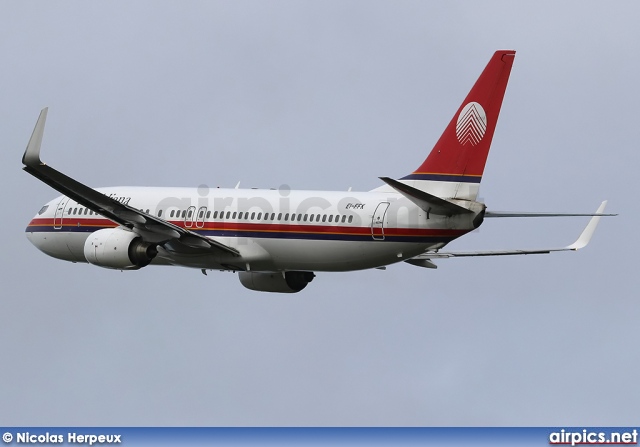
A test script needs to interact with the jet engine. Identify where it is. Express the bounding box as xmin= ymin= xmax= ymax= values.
xmin=238 ymin=271 xmax=315 ymax=293
xmin=83 ymin=228 xmax=157 ymax=270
